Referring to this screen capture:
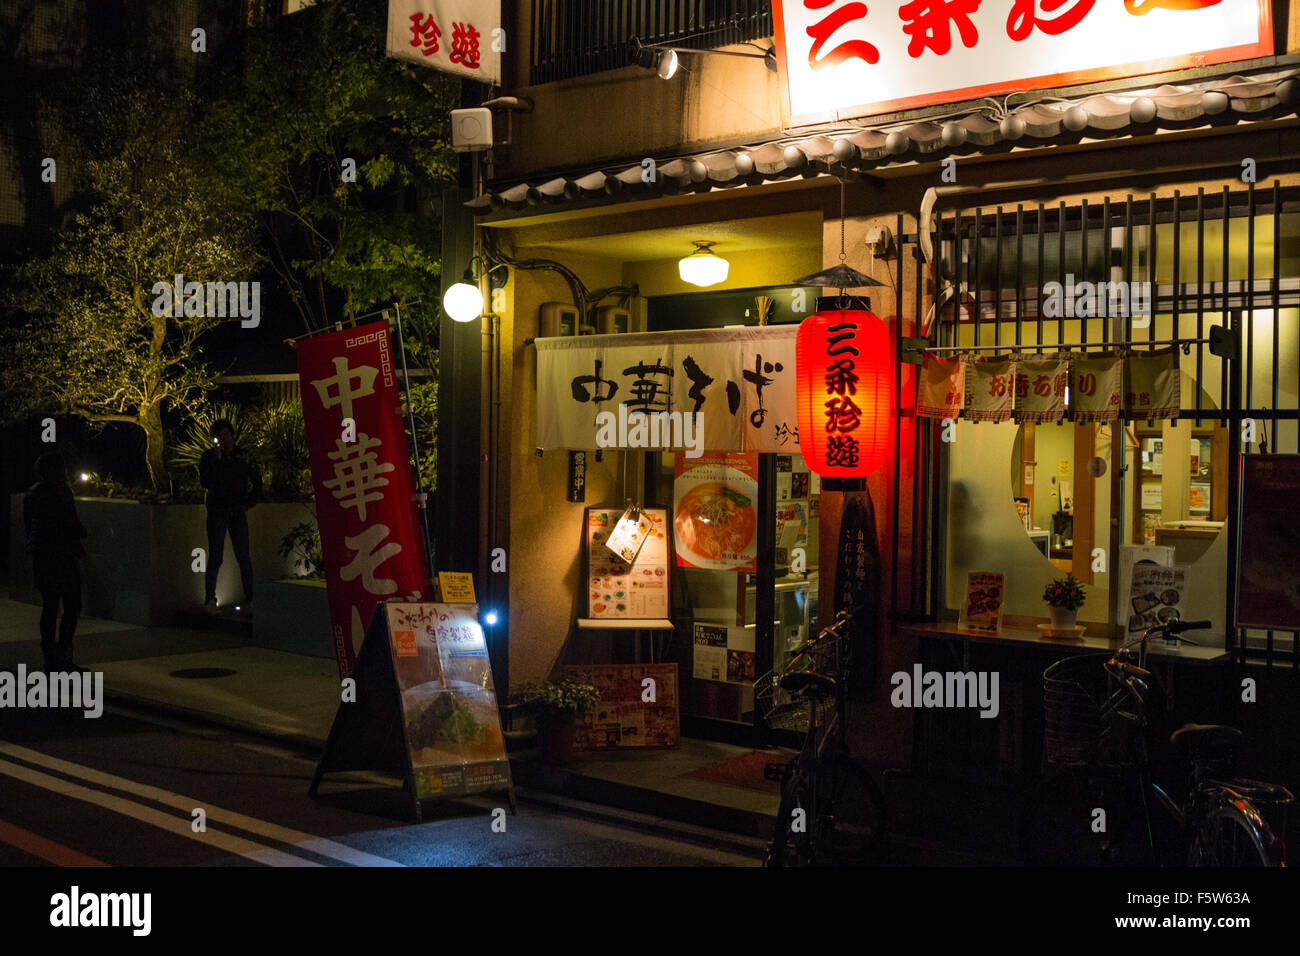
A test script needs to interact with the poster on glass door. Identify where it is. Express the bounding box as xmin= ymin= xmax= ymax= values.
xmin=673 ymin=452 xmax=759 ymax=572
